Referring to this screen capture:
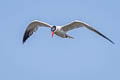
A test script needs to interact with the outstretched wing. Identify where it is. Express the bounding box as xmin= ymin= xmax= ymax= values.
xmin=62 ymin=20 xmax=114 ymax=44
xmin=23 ymin=20 xmax=52 ymax=43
